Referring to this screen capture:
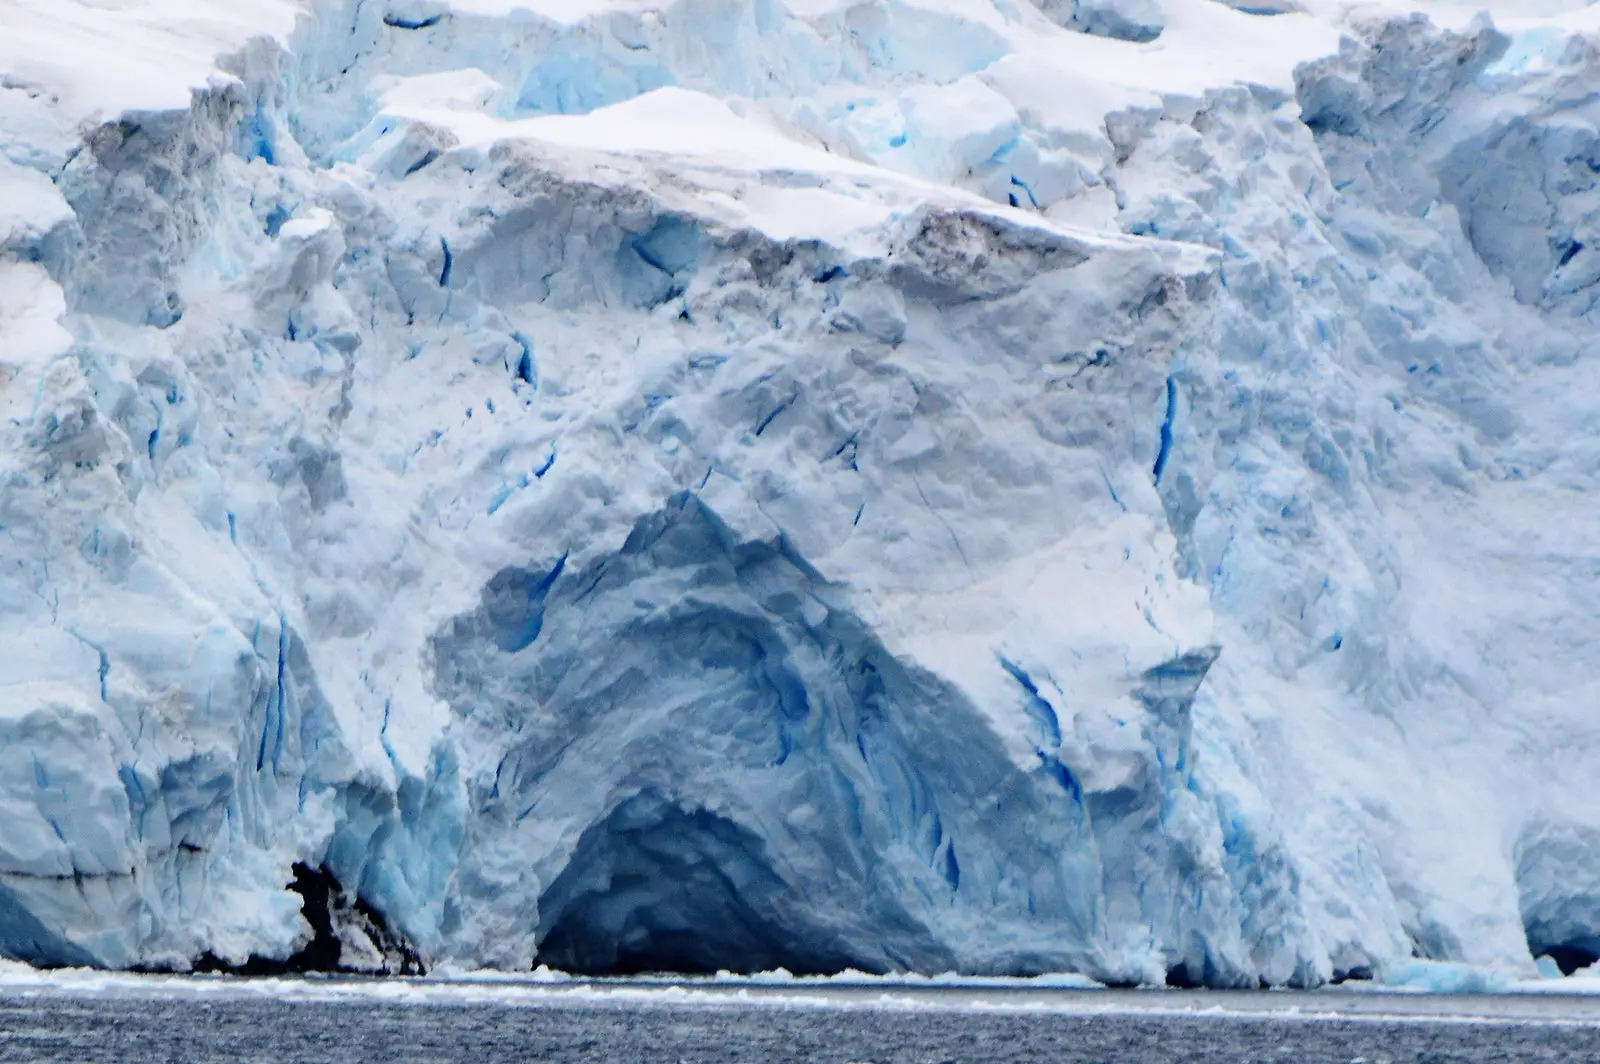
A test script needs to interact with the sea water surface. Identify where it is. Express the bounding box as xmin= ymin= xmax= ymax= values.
xmin=0 ymin=969 xmax=1597 ymax=1063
